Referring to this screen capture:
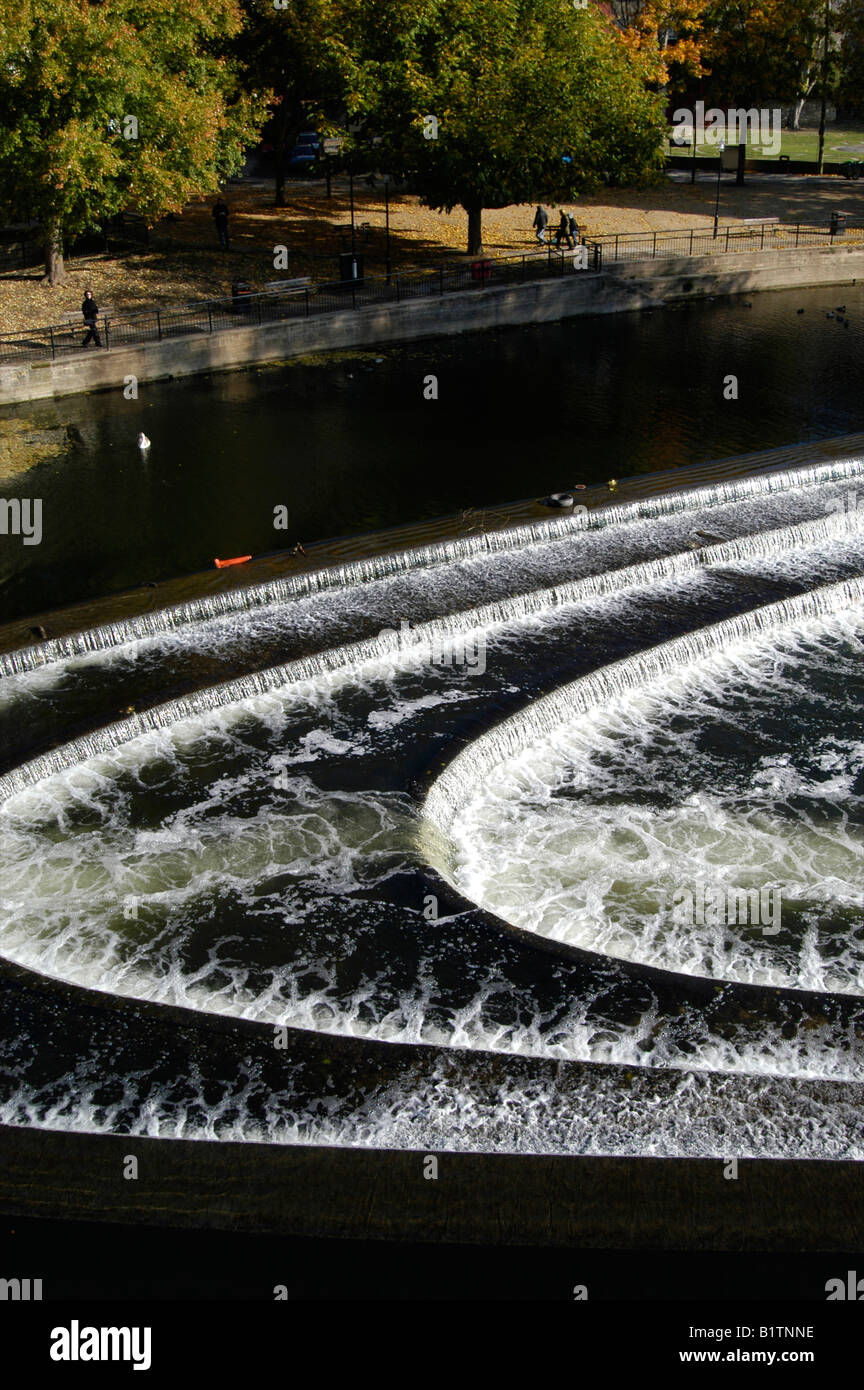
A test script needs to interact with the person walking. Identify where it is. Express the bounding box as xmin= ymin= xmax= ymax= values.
xmin=556 ymin=210 xmax=574 ymax=249
xmin=81 ymin=289 xmax=101 ymax=348
xmin=532 ymin=205 xmax=548 ymax=245
xmin=568 ymin=213 xmax=580 ymax=246
xmin=212 ymin=196 xmax=230 ymax=251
